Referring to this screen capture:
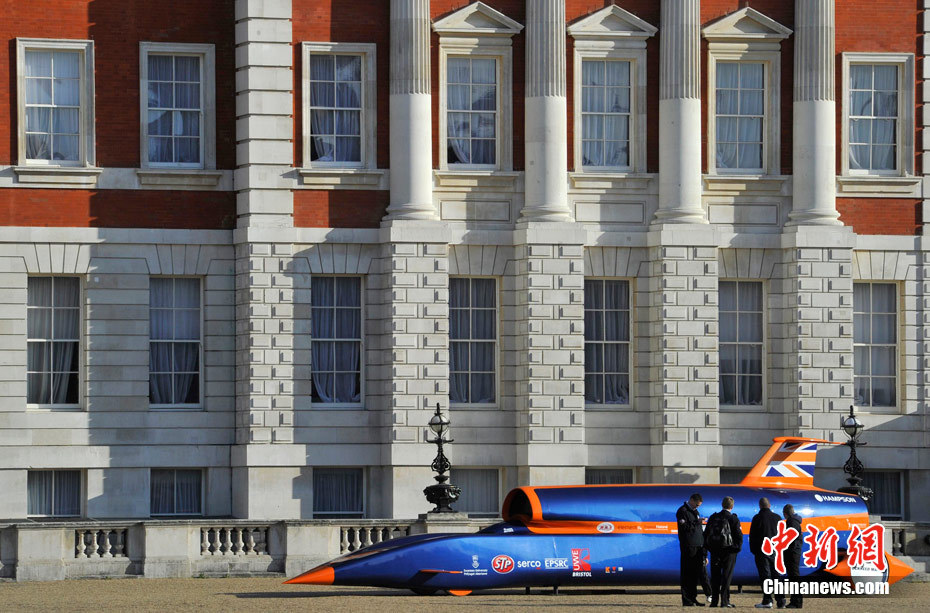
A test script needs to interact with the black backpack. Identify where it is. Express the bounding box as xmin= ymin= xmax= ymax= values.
xmin=705 ymin=512 xmax=733 ymax=550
